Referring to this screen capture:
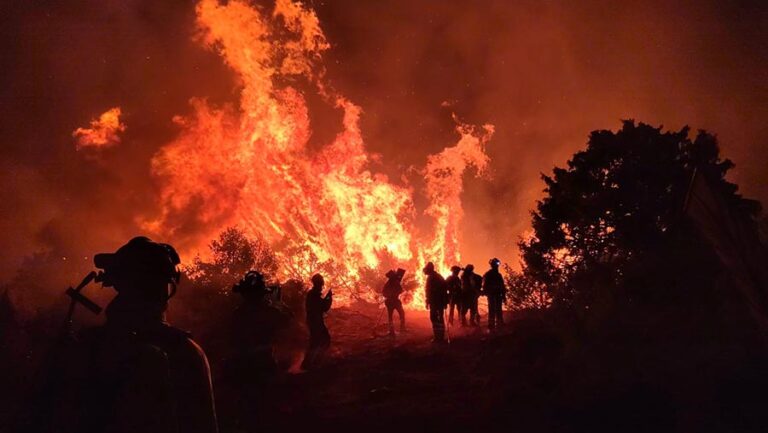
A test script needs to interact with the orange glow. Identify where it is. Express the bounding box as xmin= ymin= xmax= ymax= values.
xmin=72 ymin=107 xmax=126 ymax=151
xmin=145 ymin=0 xmax=492 ymax=308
